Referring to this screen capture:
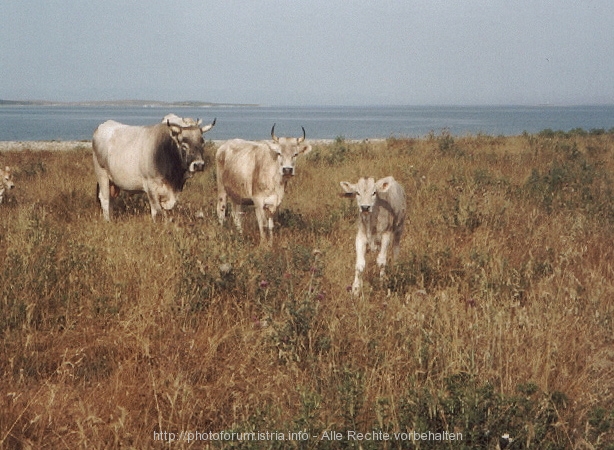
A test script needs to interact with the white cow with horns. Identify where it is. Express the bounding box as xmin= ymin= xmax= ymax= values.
xmin=215 ymin=124 xmax=312 ymax=244
xmin=340 ymin=176 xmax=406 ymax=295
xmin=92 ymin=115 xmax=216 ymax=220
